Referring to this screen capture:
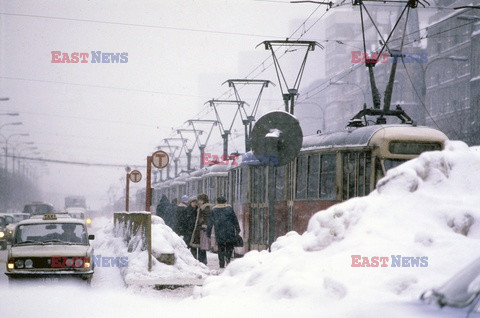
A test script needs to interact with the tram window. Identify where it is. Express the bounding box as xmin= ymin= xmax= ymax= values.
xmin=275 ymin=166 xmax=285 ymax=201
xmin=241 ymin=167 xmax=248 ymax=202
xmin=357 ymin=152 xmax=372 ymax=197
xmin=320 ymin=154 xmax=336 ymax=199
xmin=295 ymin=156 xmax=308 ymax=199
xmin=342 ymin=153 xmax=356 ymax=199
xmin=389 ymin=141 xmax=441 ymax=155
xmin=307 ymin=154 xmax=320 ymax=199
